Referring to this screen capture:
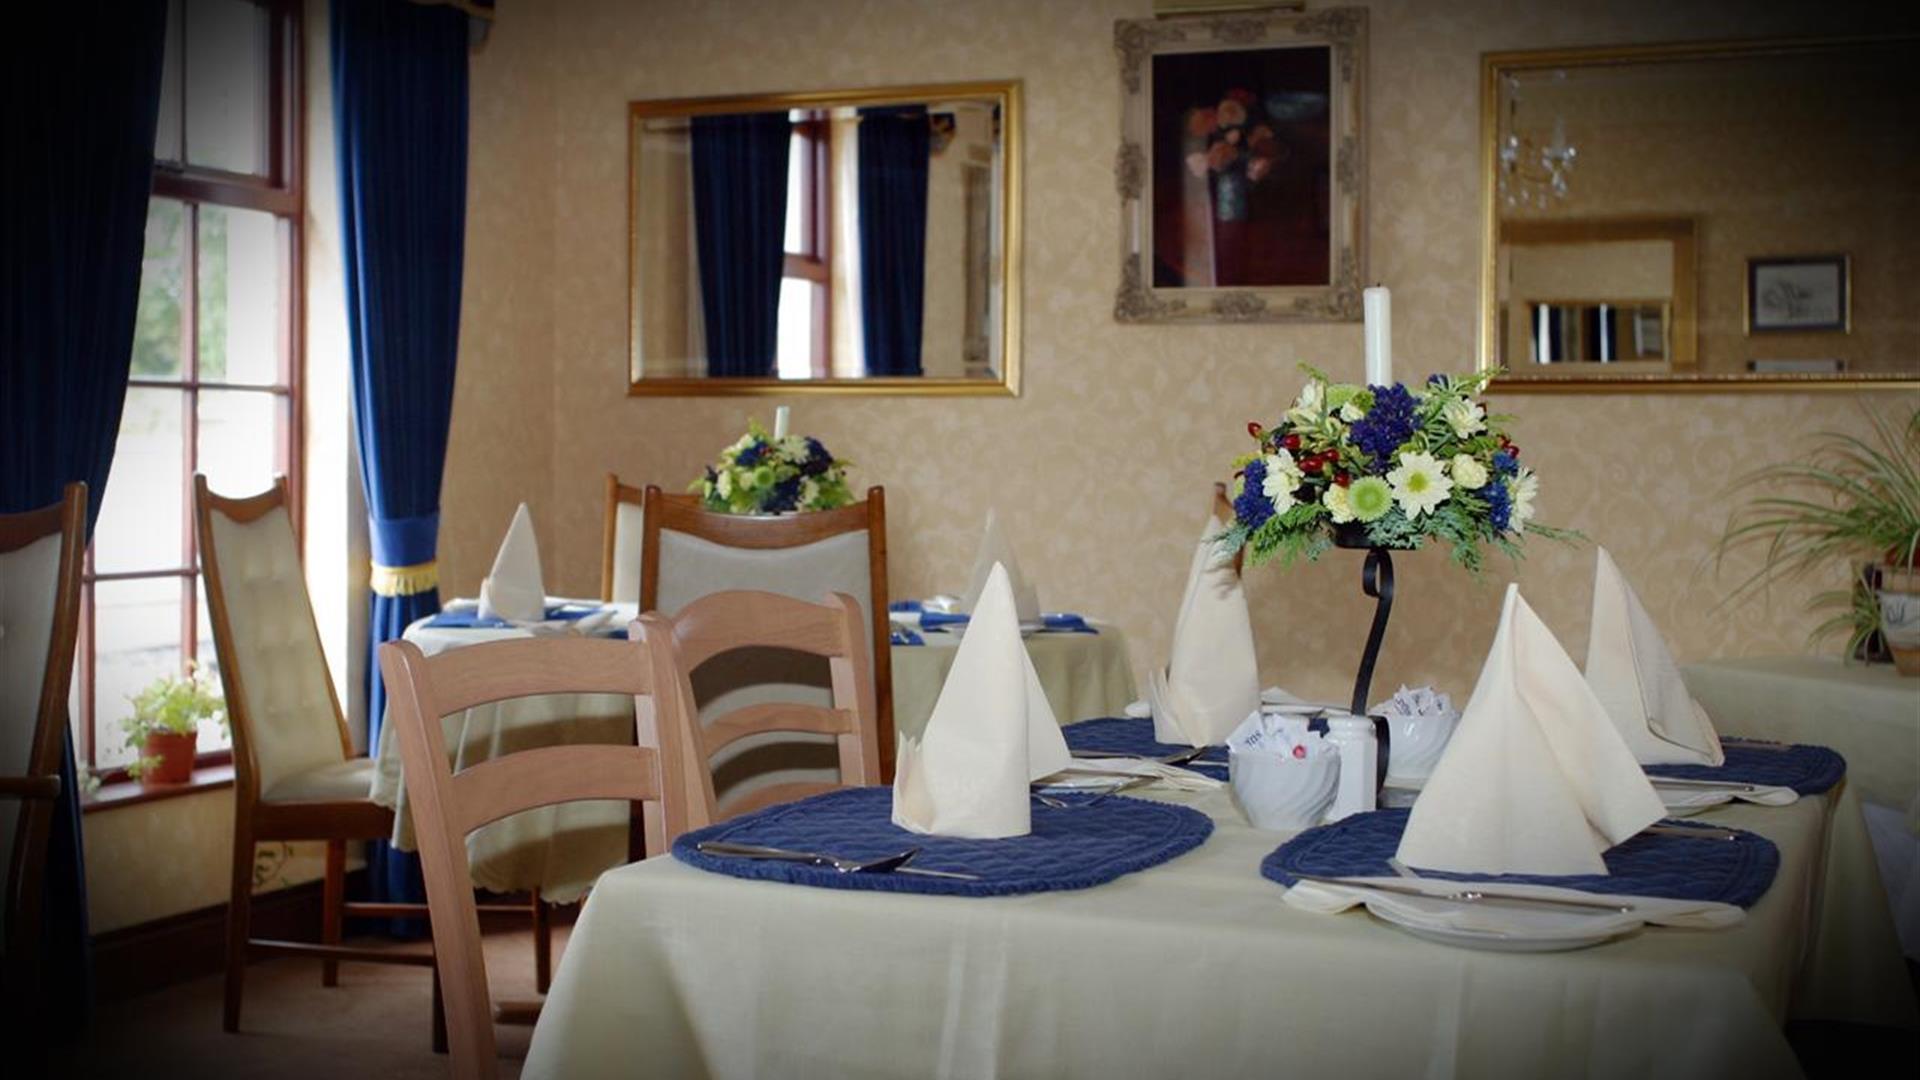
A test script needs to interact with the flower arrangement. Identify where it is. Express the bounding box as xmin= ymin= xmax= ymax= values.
xmin=693 ymin=418 xmax=854 ymax=515
xmin=1217 ymin=366 xmax=1574 ymax=572
xmin=1184 ymin=88 xmax=1290 ymax=222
